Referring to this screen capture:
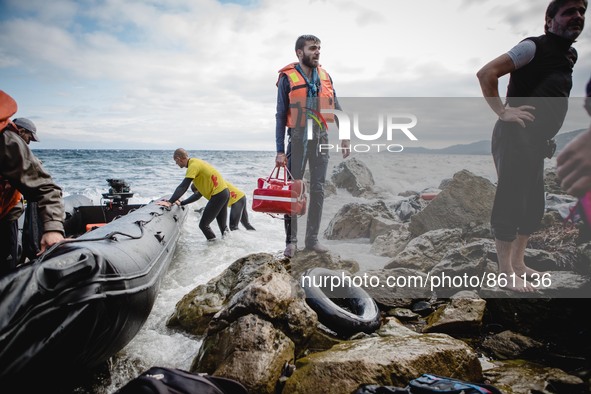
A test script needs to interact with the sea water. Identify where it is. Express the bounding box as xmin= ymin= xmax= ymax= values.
xmin=33 ymin=149 xmax=506 ymax=392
